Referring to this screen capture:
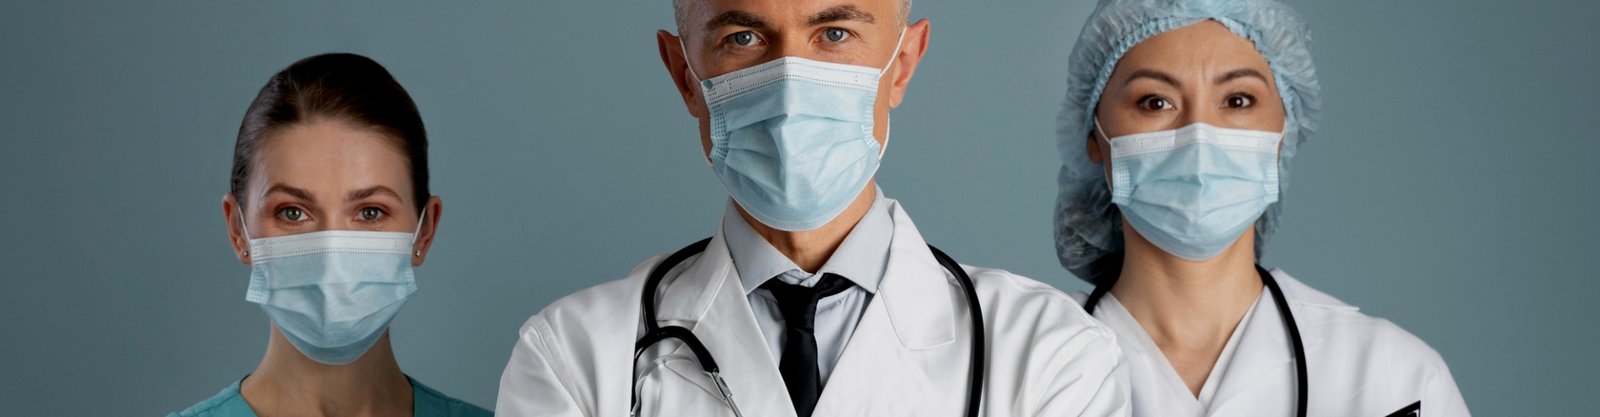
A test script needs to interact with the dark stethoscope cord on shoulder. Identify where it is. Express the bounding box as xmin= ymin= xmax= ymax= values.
xmin=631 ymin=237 xmax=986 ymax=417
xmin=1082 ymin=263 xmax=1309 ymax=417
